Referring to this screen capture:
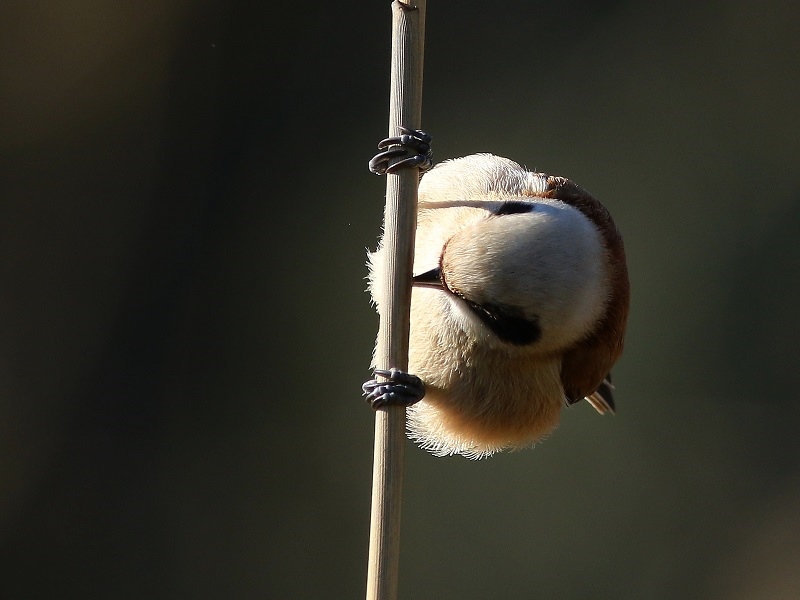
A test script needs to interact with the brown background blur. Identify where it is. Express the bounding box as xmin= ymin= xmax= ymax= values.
xmin=2 ymin=1 xmax=799 ymax=598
